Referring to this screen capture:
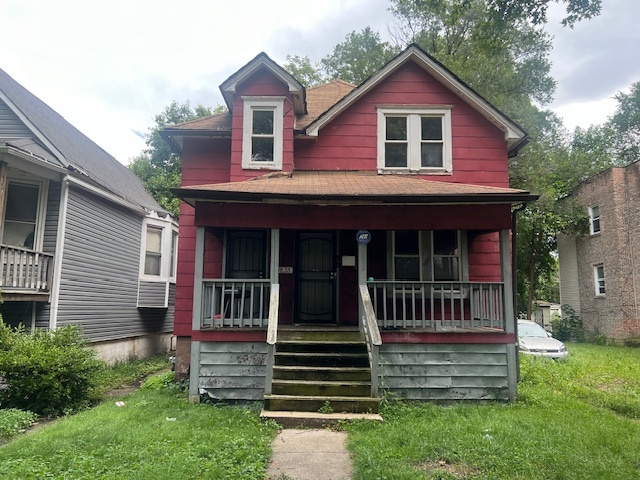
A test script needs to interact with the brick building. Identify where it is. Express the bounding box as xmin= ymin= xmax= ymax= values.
xmin=558 ymin=162 xmax=640 ymax=341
